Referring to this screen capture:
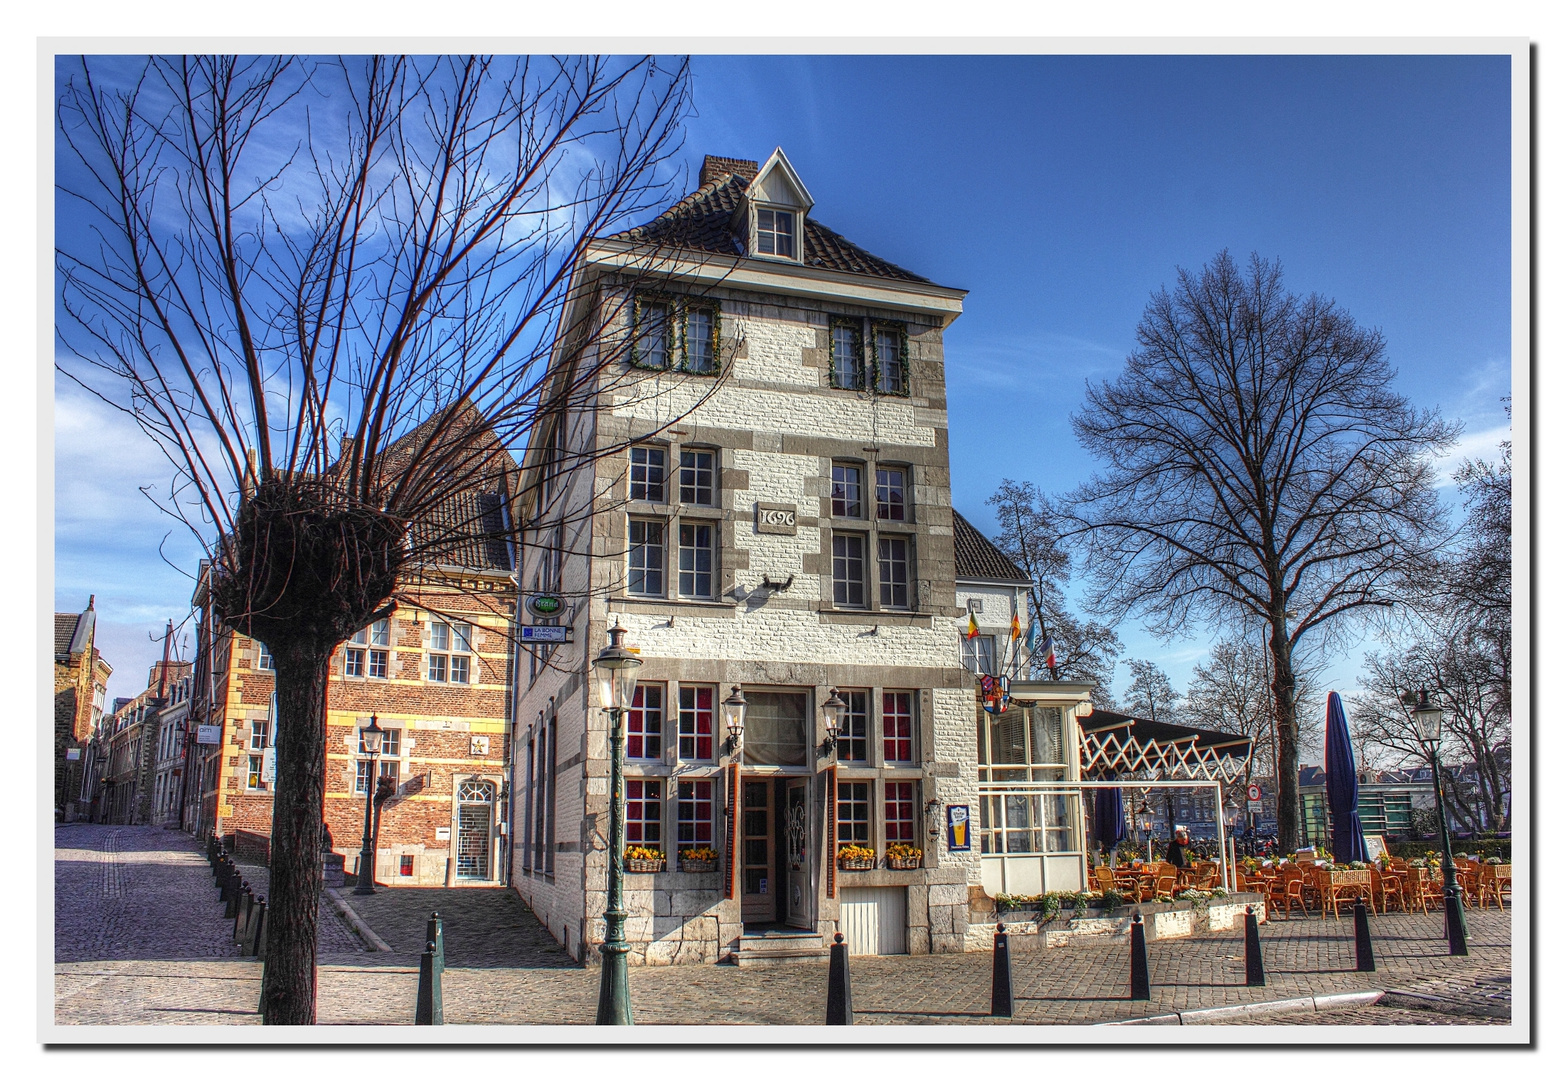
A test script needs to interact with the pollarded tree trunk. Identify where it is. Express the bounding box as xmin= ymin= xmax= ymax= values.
xmin=1270 ymin=622 xmax=1301 ymax=852
xmin=260 ymin=646 xmax=331 ymax=1025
